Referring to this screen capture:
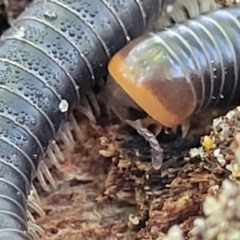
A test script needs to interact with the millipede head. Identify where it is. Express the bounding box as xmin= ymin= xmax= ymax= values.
xmin=108 ymin=34 xmax=197 ymax=128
